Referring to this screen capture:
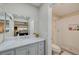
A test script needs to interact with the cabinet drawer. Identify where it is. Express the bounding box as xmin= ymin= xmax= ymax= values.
xmin=37 ymin=41 xmax=45 ymax=55
xmin=39 ymin=41 xmax=44 ymax=45
xmin=0 ymin=50 xmax=15 ymax=55
xmin=28 ymin=43 xmax=38 ymax=55
xmin=39 ymin=41 xmax=44 ymax=48
xmin=38 ymin=49 xmax=44 ymax=55
xmin=15 ymin=46 xmax=28 ymax=55
xmin=38 ymin=45 xmax=44 ymax=55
